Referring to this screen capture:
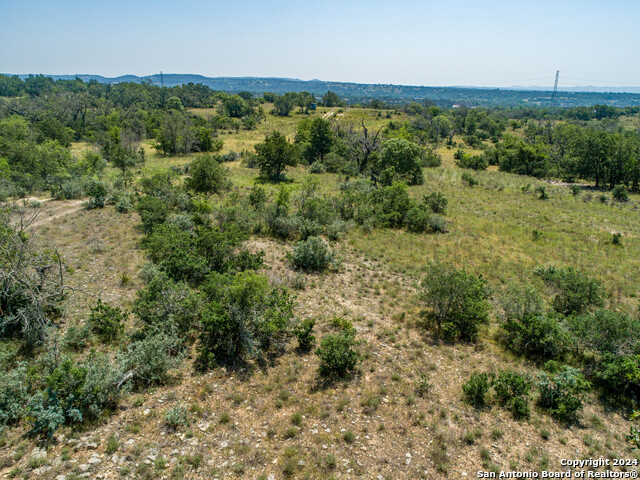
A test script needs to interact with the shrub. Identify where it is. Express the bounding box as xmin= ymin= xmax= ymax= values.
xmin=612 ymin=185 xmax=629 ymax=202
xmin=133 ymin=265 xmax=204 ymax=337
xmin=119 ymin=332 xmax=184 ymax=389
xmin=369 ymin=182 xmax=414 ymax=228
xmin=198 ymin=272 xmax=294 ymax=367
xmin=163 ymin=406 xmax=189 ymax=430
xmin=569 ymin=185 xmax=581 ymax=196
xmin=535 ymin=185 xmax=549 ymax=200
xmin=0 ymin=208 xmax=66 ymax=345
xmin=28 ymin=354 xmax=123 ymax=439
xmin=461 ymin=172 xmax=478 ymax=187
xmin=62 ymin=323 xmax=91 ymax=351
xmin=248 ymin=185 xmax=268 ymax=209
xmin=429 ymin=214 xmax=448 ymax=233
xmin=596 ymin=354 xmax=640 ymax=401
xmin=456 ymin=154 xmax=488 ymax=170
xmin=567 ymin=309 xmax=640 ymax=356
xmin=612 ymin=233 xmax=622 ymax=245
xmin=288 ymin=236 xmax=335 ymax=271
xmin=87 ymin=299 xmax=126 ymax=342
xmin=415 ymin=373 xmax=433 ymax=397
xmin=537 ymin=367 xmax=590 ymax=423
xmin=423 ymin=192 xmax=448 ymax=214
xmin=115 ymin=194 xmax=133 ymax=213
xmin=0 ymin=363 xmax=29 ymax=428
xmin=405 ymin=206 xmax=432 ymax=233
xmin=85 ymin=178 xmax=107 ymax=209
xmin=493 ymin=371 xmax=531 ymax=420
xmin=536 ymin=266 xmax=604 ymax=315
xmin=499 ymin=283 xmax=570 ymax=361
xmin=293 ymin=319 xmax=316 ymax=352
xmin=463 ymin=372 xmax=490 ymax=408
xmin=309 ymin=161 xmax=326 ymax=174
xmin=136 ymin=195 xmax=170 ymax=234
xmin=420 ymin=263 xmax=491 ymax=342
xmin=501 ymin=312 xmax=570 ymax=361
xmin=144 ymin=223 xmax=262 ymax=284
xmin=316 ymin=327 xmax=361 ymax=379
xmin=185 ymin=155 xmax=231 ymax=194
